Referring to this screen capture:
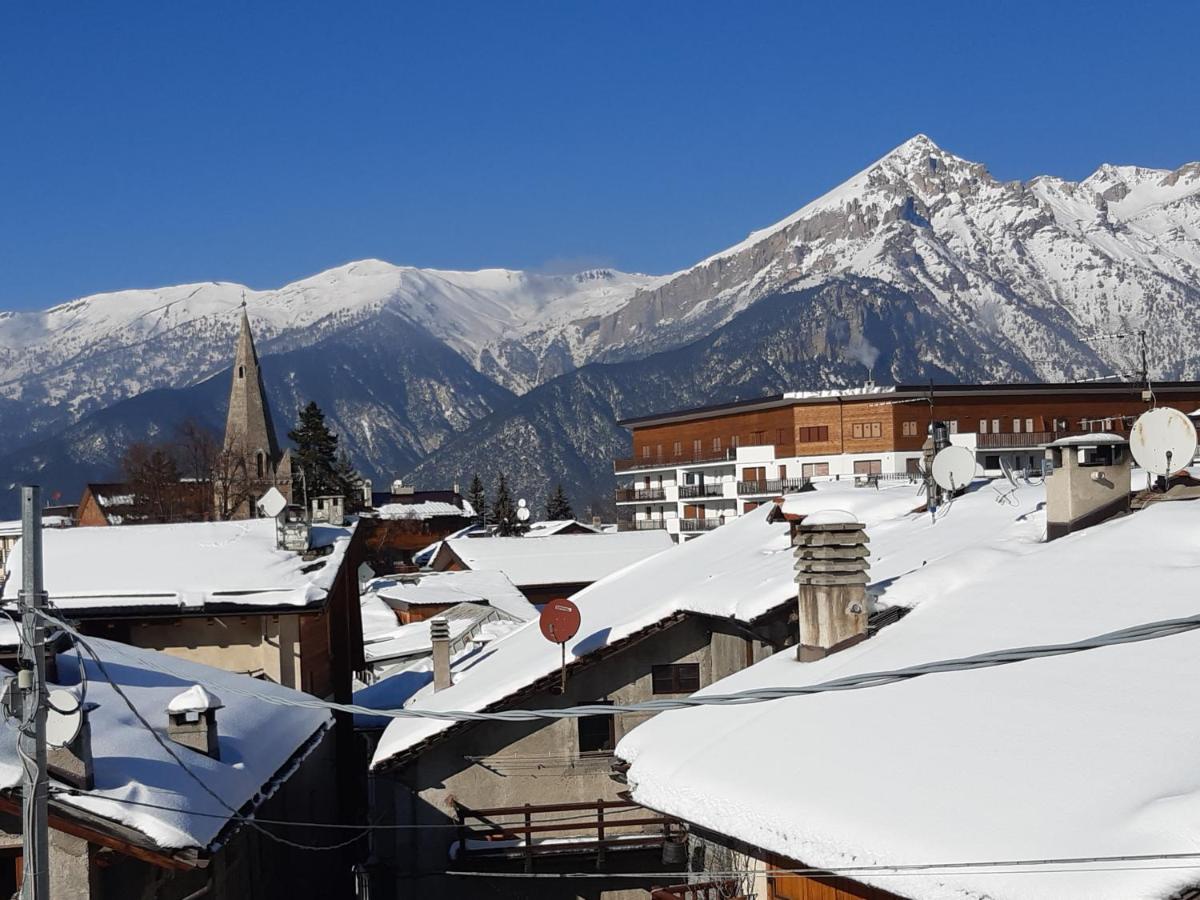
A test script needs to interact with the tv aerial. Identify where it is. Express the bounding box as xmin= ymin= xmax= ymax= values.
xmin=931 ymin=445 xmax=977 ymax=493
xmin=539 ymin=599 xmax=581 ymax=693
xmin=1130 ymin=407 xmax=1197 ymax=486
